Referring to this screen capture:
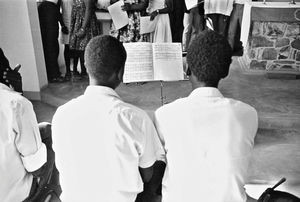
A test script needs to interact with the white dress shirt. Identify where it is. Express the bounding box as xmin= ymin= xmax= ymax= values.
xmin=52 ymin=85 xmax=165 ymax=202
xmin=154 ymin=87 xmax=258 ymax=202
xmin=0 ymin=83 xmax=47 ymax=202
xmin=204 ymin=0 xmax=234 ymax=16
